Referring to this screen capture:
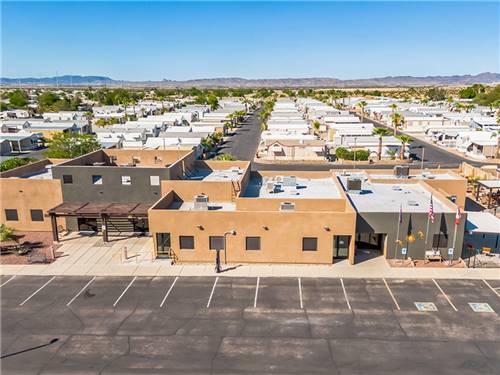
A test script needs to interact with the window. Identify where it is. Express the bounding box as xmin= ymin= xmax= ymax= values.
xmin=121 ymin=176 xmax=131 ymax=185
xmin=4 ymin=209 xmax=18 ymax=221
xmin=62 ymin=174 xmax=73 ymax=184
xmin=302 ymin=237 xmax=318 ymax=251
xmin=92 ymin=175 xmax=103 ymax=185
xmin=179 ymin=236 xmax=195 ymax=249
xmin=30 ymin=209 xmax=44 ymax=222
xmin=209 ymin=236 xmax=224 ymax=250
xmin=246 ymin=237 xmax=261 ymax=251
xmin=150 ymin=175 xmax=160 ymax=186
xmin=432 ymin=233 xmax=448 ymax=249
